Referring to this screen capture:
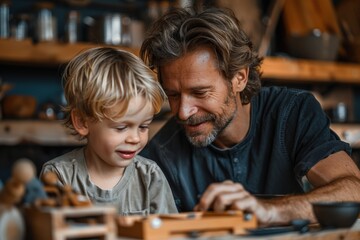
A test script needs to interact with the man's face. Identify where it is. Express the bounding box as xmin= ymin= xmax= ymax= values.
xmin=160 ymin=47 xmax=239 ymax=147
